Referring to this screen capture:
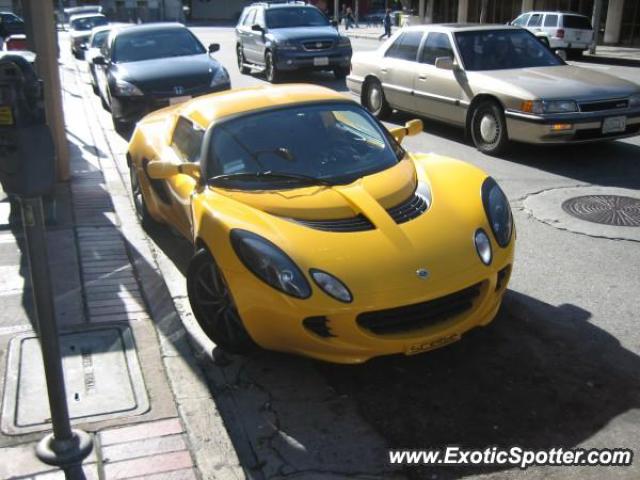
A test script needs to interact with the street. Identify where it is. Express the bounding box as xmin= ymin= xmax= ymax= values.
xmin=0 ymin=24 xmax=638 ymax=480
xmin=144 ymin=27 xmax=640 ymax=479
